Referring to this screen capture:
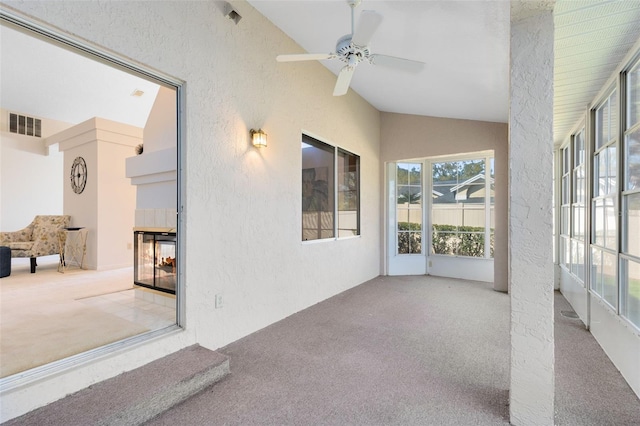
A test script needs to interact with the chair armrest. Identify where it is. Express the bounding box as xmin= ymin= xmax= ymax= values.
xmin=30 ymin=229 xmax=65 ymax=257
xmin=0 ymin=229 xmax=33 ymax=245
